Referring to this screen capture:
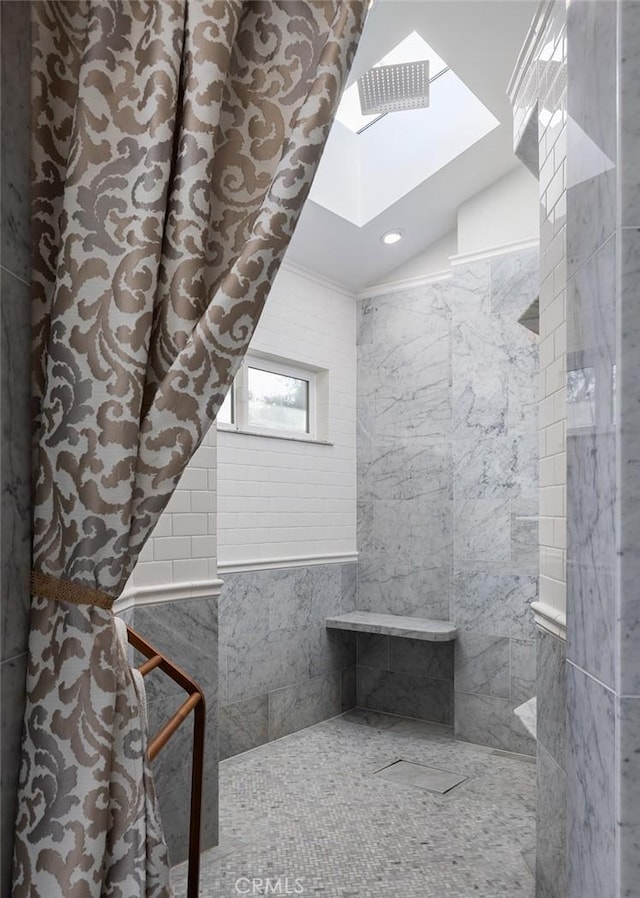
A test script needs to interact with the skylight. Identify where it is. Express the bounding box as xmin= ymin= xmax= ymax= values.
xmin=310 ymin=29 xmax=500 ymax=227
xmin=335 ymin=31 xmax=448 ymax=134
